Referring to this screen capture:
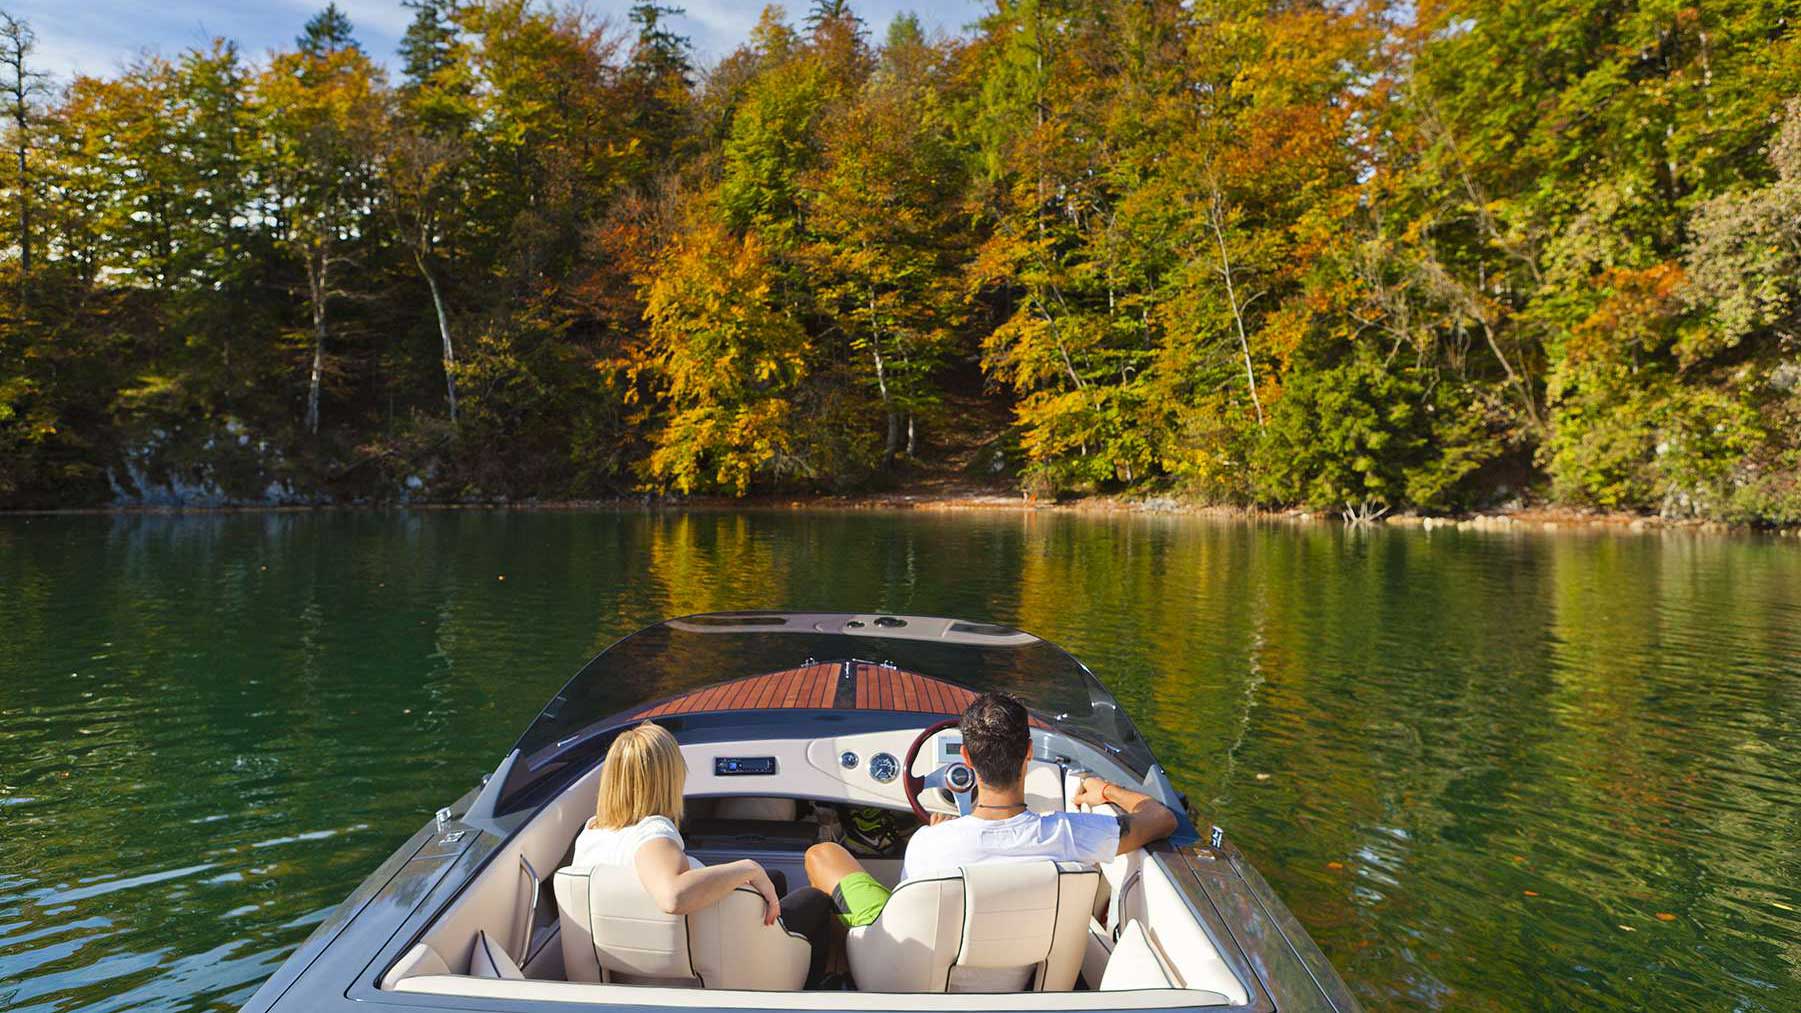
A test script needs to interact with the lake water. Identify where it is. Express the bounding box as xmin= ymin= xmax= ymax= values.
xmin=1 ymin=509 xmax=1798 ymax=1011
